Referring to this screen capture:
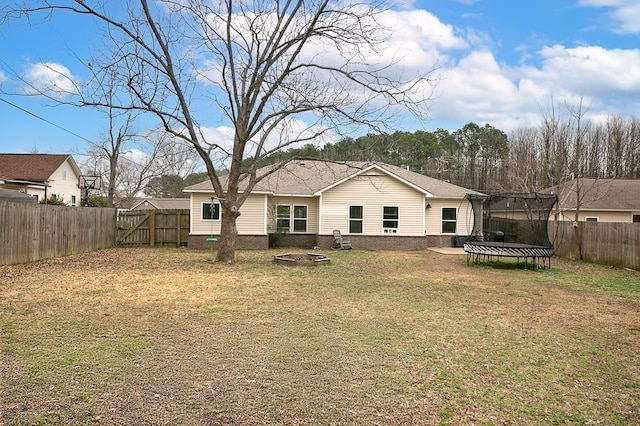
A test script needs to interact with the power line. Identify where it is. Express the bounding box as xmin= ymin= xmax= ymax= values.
xmin=0 ymin=96 xmax=92 ymax=143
